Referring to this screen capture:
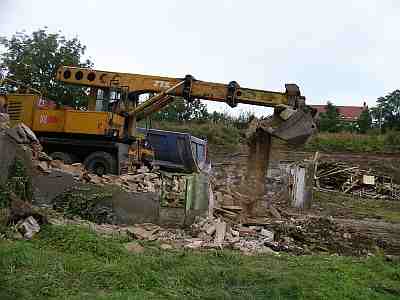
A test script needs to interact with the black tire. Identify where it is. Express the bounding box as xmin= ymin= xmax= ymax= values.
xmin=49 ymin=152 xmax=76 ymax=164
xmin=83 ymin=151 xmax=117 ymax=175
